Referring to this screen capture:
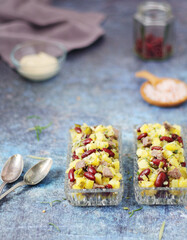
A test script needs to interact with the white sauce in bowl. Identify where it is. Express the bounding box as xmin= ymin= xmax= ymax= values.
xmin=19 ymin=52 xmax=59 ymax=81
